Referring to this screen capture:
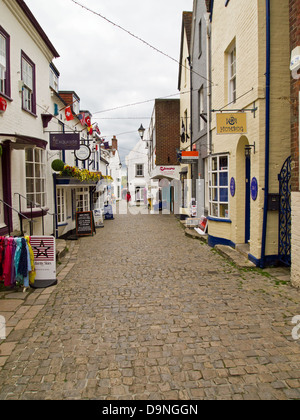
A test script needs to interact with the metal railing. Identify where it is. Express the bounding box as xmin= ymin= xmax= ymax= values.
xmin=14 ymin=193 xmax=56 ymax=237
xmin=0 ymin=198 xmax=34 ymax=236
